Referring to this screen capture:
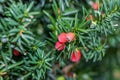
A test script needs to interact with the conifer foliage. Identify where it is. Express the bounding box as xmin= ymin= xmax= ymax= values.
xmin=0 ymin=0 xmax=120 ymax=79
